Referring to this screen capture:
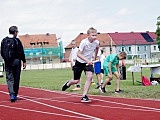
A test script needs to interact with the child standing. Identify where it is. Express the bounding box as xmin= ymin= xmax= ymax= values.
xmin=100 ymin=52 xmax=127 ymax=93
xmin=95 ymin=49 xmax=106 ymax=89
xmin=62 ymin=27 xmax=99 ymax=102
xmin=99 ymin=49 xmax=106 ymax=84
xmin=69 ymin=40 xmax=81 ymax=90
